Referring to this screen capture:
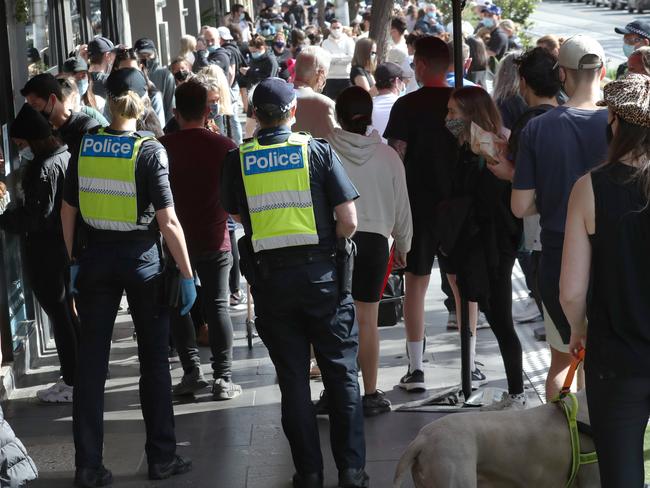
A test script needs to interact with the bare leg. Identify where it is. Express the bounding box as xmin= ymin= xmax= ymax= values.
xmin=546 ymin=346 xmax=574 ymax=401
xmin=403 ymin=273 xmax=431 ymax=342
xmin=356 ymin=300 xmax=380 ymax=395
xmin=446 ymin=274 xmax=478 ymax=335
